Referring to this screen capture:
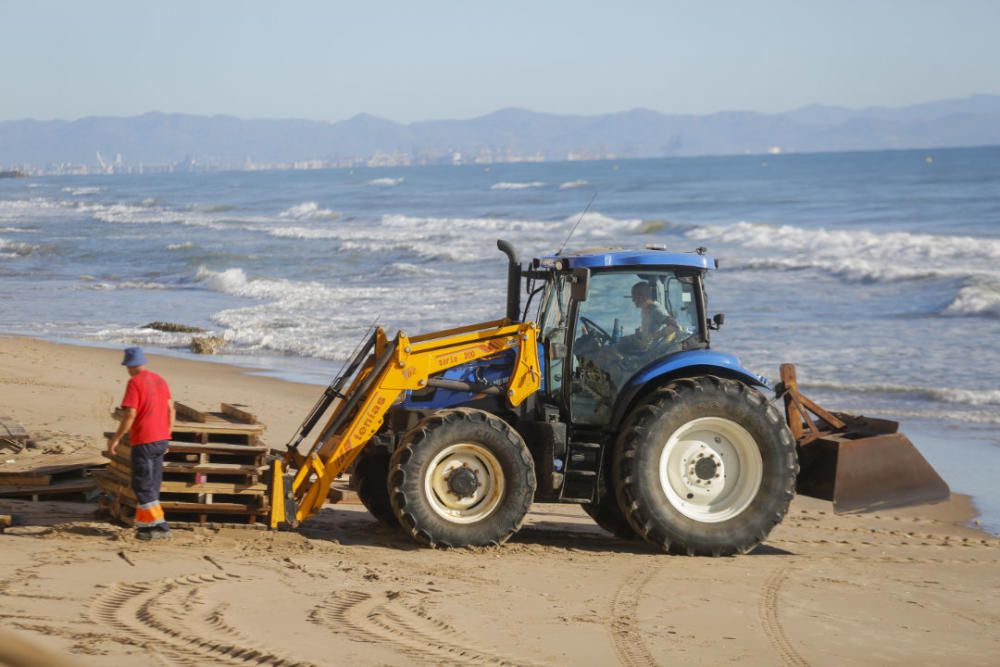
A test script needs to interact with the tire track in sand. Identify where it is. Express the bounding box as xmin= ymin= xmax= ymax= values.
xmin=758 ymin=567 xmax=809 ymax=667
xmin=609 ymin=565 xmax=659 ymax=667
xmin=90 ymin=572 xmax=315 ymax=666
xmin=310 ymin=589 xmax=540 ymax=666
